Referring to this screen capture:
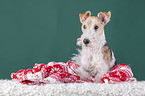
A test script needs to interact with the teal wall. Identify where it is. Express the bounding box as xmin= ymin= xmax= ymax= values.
xmin=0 ymin=0 xmax=145 ymax=81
